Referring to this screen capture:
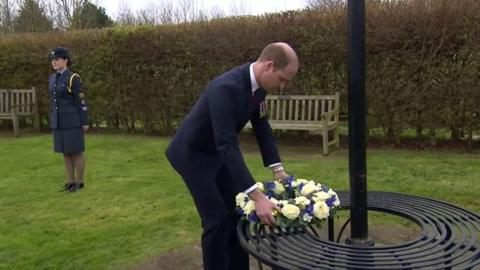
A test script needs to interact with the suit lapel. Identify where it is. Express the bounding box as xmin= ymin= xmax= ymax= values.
xmin=243 ymin=88 xmax=266 ymax=125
